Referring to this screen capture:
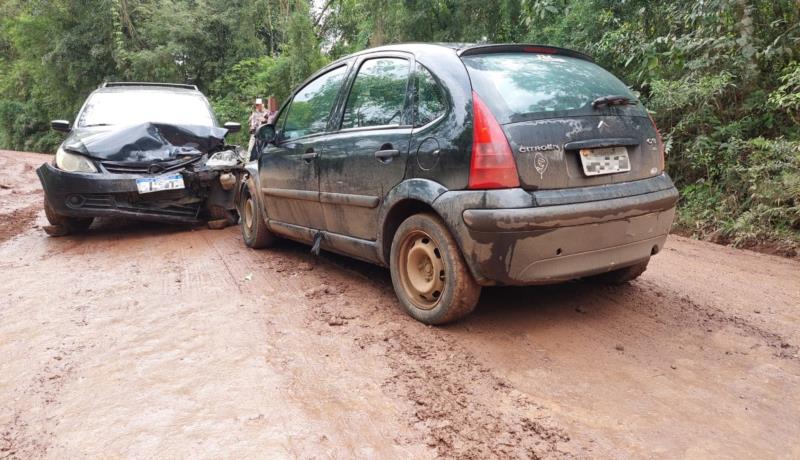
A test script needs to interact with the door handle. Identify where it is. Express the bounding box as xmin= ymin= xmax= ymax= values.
xmin=374 ymin=149 xmax=400 ymax=161
xmin=301 ymin=151 xmax=318 ymax=162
